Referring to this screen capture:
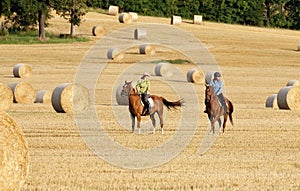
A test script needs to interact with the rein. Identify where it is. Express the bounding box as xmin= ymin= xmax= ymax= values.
xmin=129 ymin=87 xmax=137 ymax=96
